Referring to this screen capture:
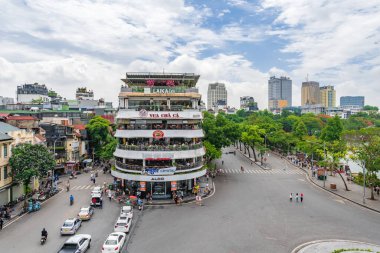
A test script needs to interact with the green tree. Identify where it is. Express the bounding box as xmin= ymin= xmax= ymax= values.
xmin=9 ymin=143 xmax=55 ymax=193
xmin=99 ymin=137 xmax=117 ymax=160
xmin=293 ymin=120 xmax=308 ymax=139
xmin=345 ymin=128 xmax=380 ymax=199
xmin=204 ymin=140 xmax=222 ymax=163
xmin=240 ymin=124 xmax=264 ymax=161
xmin=86 ymin=116 xmax=114 ymax=160
xmin=202 ymin=112 xmax=230 ymax=149
xmin=321 ymin=115 xmax=343 ymax=141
